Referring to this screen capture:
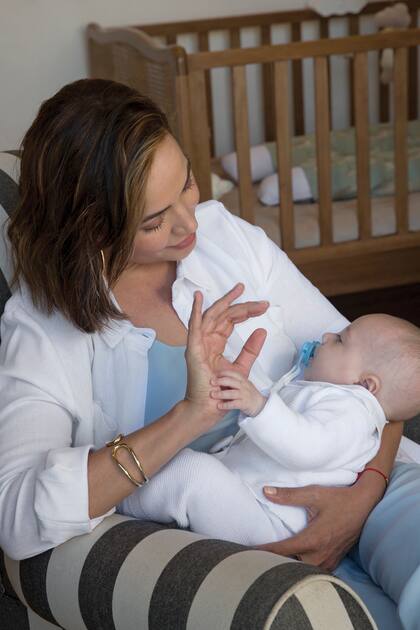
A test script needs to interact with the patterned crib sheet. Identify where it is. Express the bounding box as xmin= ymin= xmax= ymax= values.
xmin=266 ymin=120 xmax=420 ymax=201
